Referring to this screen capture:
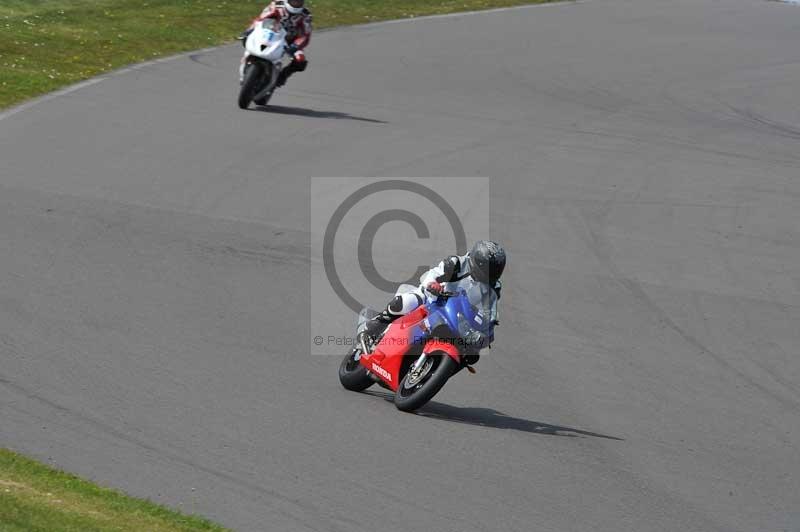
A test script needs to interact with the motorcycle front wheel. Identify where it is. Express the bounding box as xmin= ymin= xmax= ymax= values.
xmin=338 ymin=348 xmax=374 ymax=392
xmin=394 ymin=353 xmax=458 ymax=412
xmin=238 ymin=62 xmax=264 ymax=109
